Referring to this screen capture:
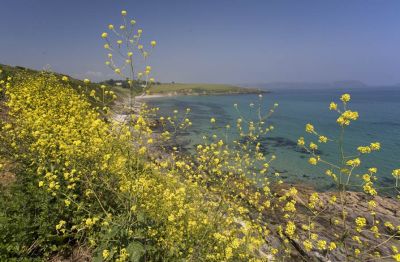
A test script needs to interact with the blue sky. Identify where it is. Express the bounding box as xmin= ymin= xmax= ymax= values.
xmin=1 ymin=0 xmax=399 ymax=85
